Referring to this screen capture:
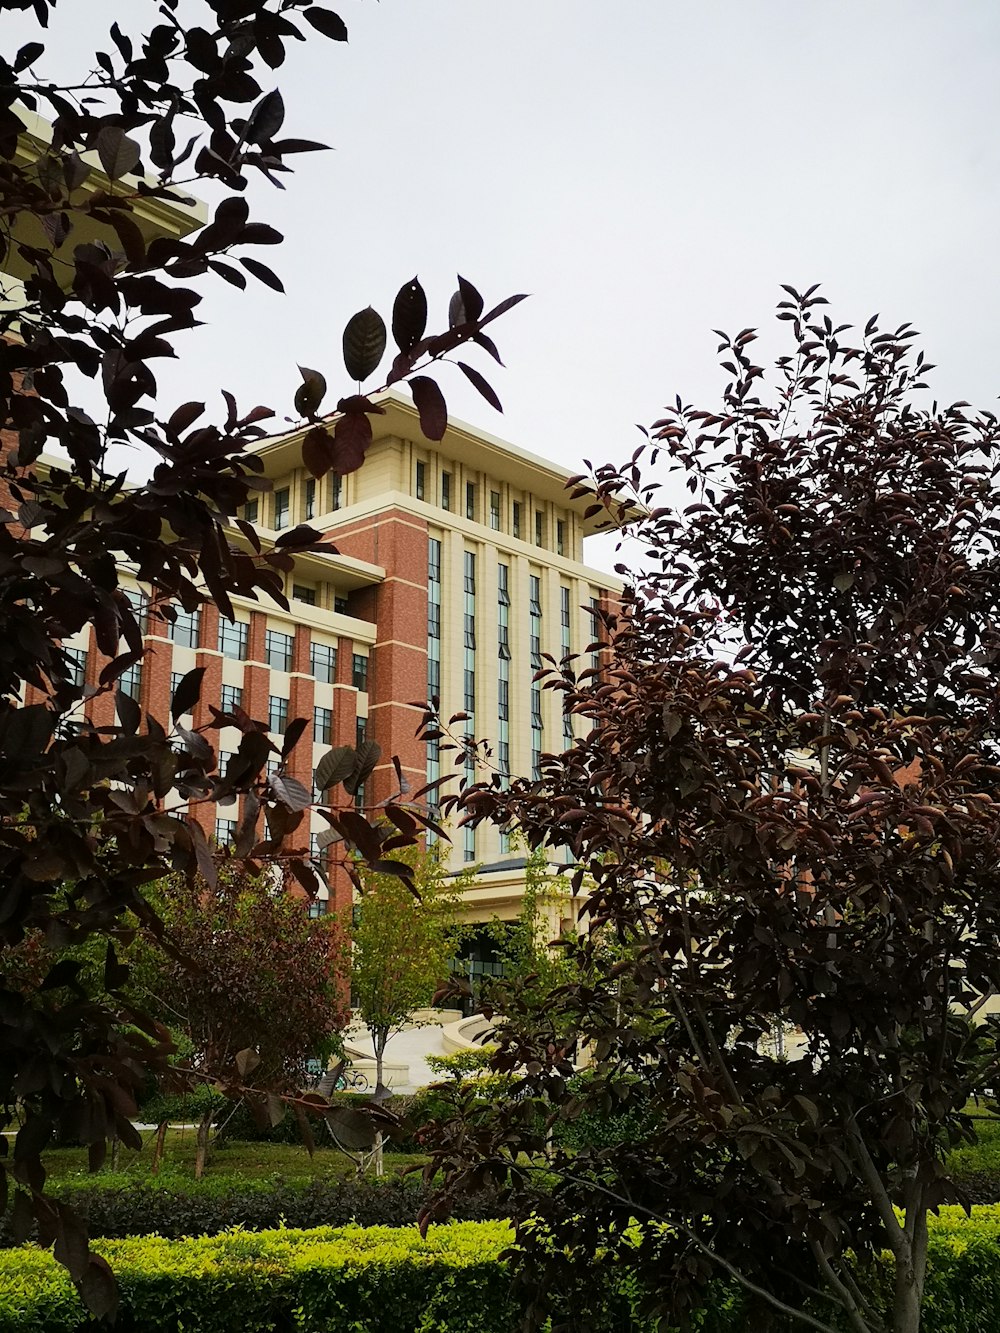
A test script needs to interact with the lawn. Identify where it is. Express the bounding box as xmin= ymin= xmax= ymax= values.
xmin=41 ymin=1129 xmax=428 ymax=1193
